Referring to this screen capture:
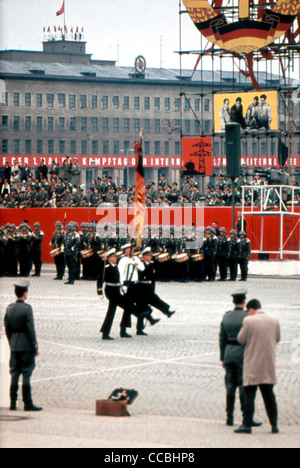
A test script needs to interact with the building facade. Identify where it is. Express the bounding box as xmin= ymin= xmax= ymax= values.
xmin=1 ymin=38 xmax=299 ymax=188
